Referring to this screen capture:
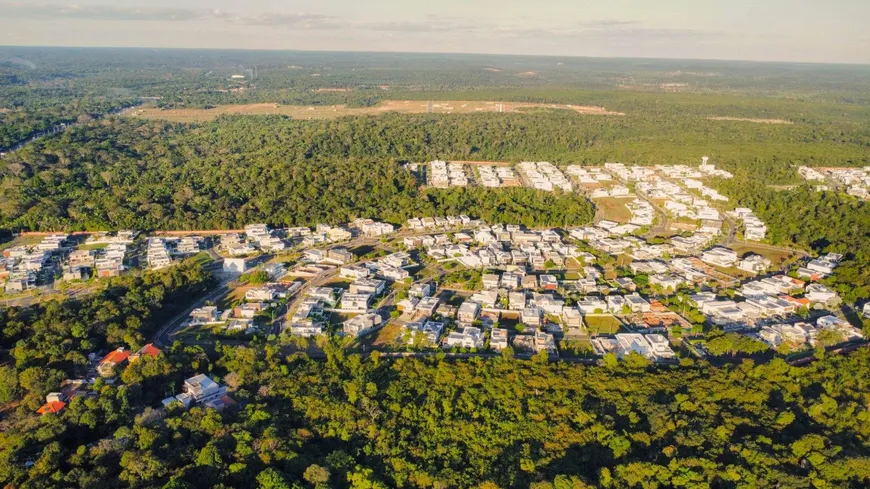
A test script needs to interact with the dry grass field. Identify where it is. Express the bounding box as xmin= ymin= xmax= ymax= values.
xmin=730 ymin=242 xmax=797 ymax=268
xmin=594 ymin=197 xmax=634 ymax=223
xmin=127 ymin=100 xmax=624 ymax=123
